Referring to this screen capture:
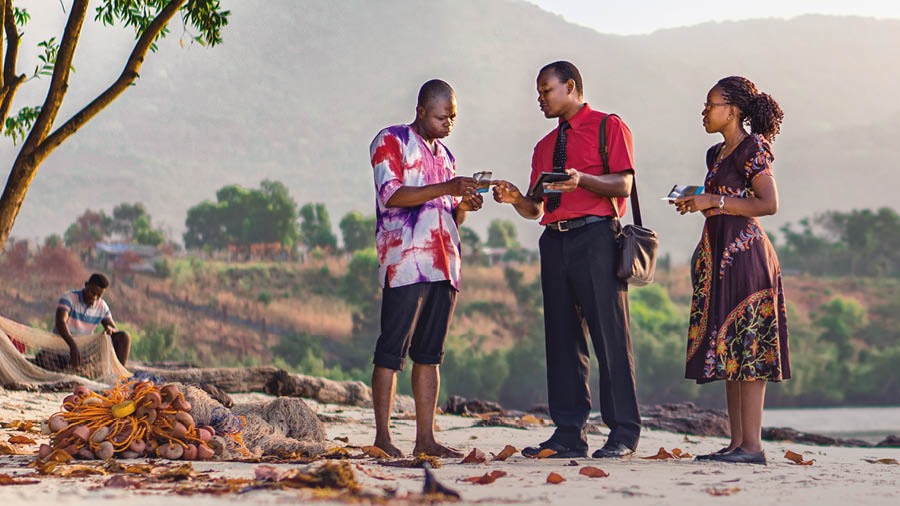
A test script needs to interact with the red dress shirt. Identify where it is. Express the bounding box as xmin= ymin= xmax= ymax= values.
xmin=529 ymin=103 xmax=635 ymax=226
